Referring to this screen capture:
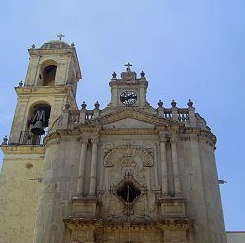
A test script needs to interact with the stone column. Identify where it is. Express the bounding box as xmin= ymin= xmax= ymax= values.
xmin=76 ymin=138 xmax=88 ymax=195
xmin=170 ymin=135 xmax=181 ymax=195
xmin=188 ymin=102 xmax=196 ymax=127
xmin=109 ymin=84 xmax=118 ymax=107
xmin=159 ymin=134 xmax=168 ymax=195
xmin=88 ymin=138 xmax=99 ymax=196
